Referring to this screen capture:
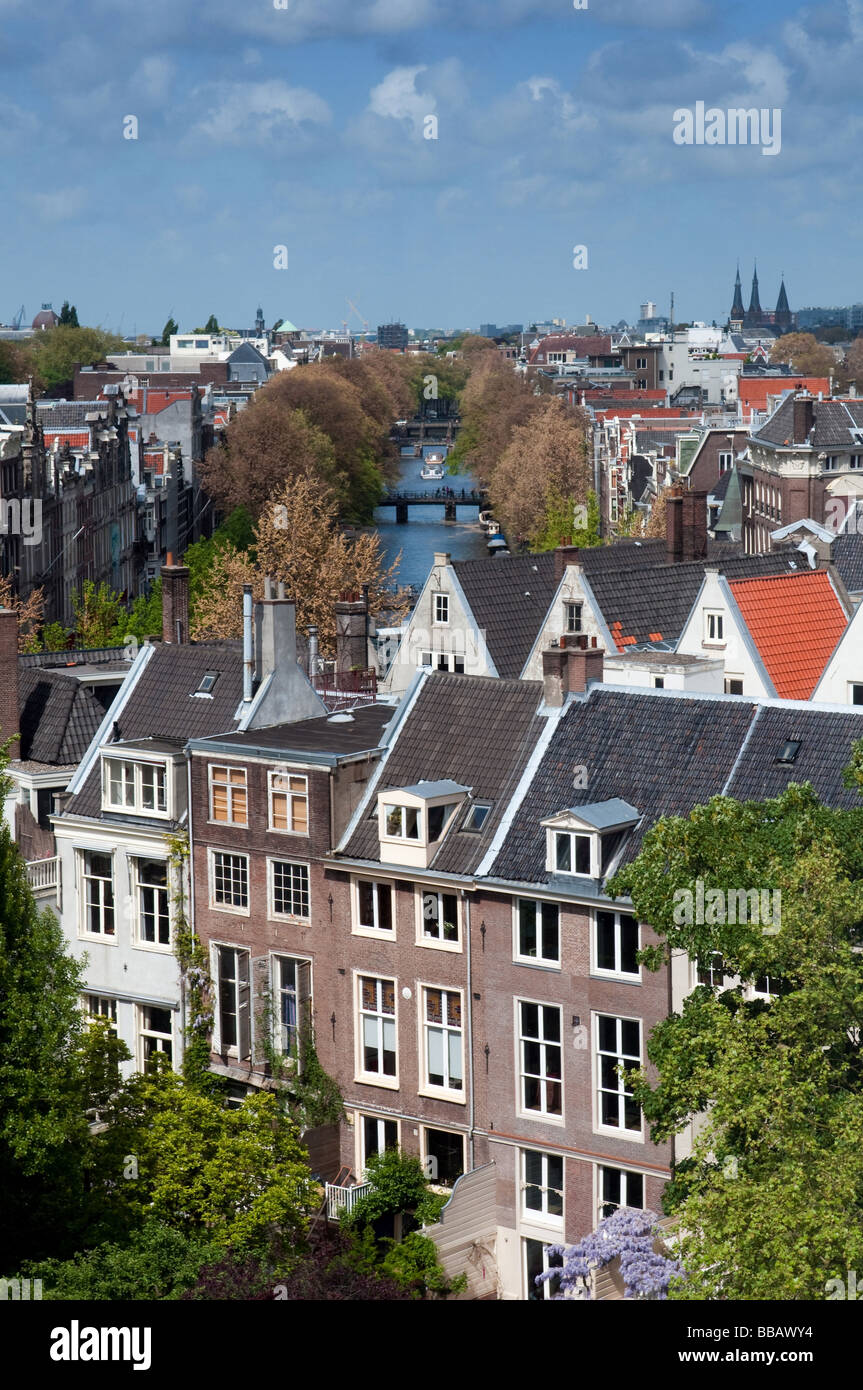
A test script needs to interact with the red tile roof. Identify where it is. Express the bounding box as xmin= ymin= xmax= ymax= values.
xmin=728 ymin=571 xmax=848 ymax=699
xmin=44 ymin=431 xmax=90 ymax=448
xmin=738 ymin=377 xmax=830 ymax=417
